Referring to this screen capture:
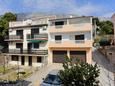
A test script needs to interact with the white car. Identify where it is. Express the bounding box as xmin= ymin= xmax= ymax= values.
xmin=40 ymin=70 xmax=61 ymax=86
